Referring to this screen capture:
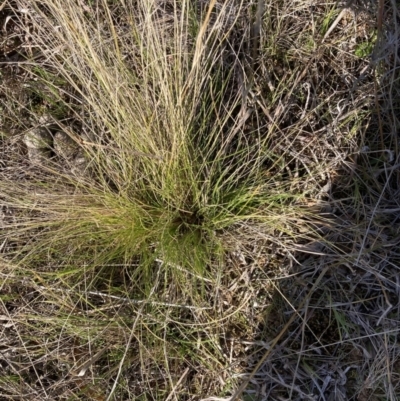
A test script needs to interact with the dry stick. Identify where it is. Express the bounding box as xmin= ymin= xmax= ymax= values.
xmin=165 ymin=367 xmax=190 ymax=401
xmin=322 ymin=0 xmax=356 ymax=43
xmin=322 ymin=8 xmax=347 ymax=43
xmin=229 ymin=265 xmax=329 ymax=401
